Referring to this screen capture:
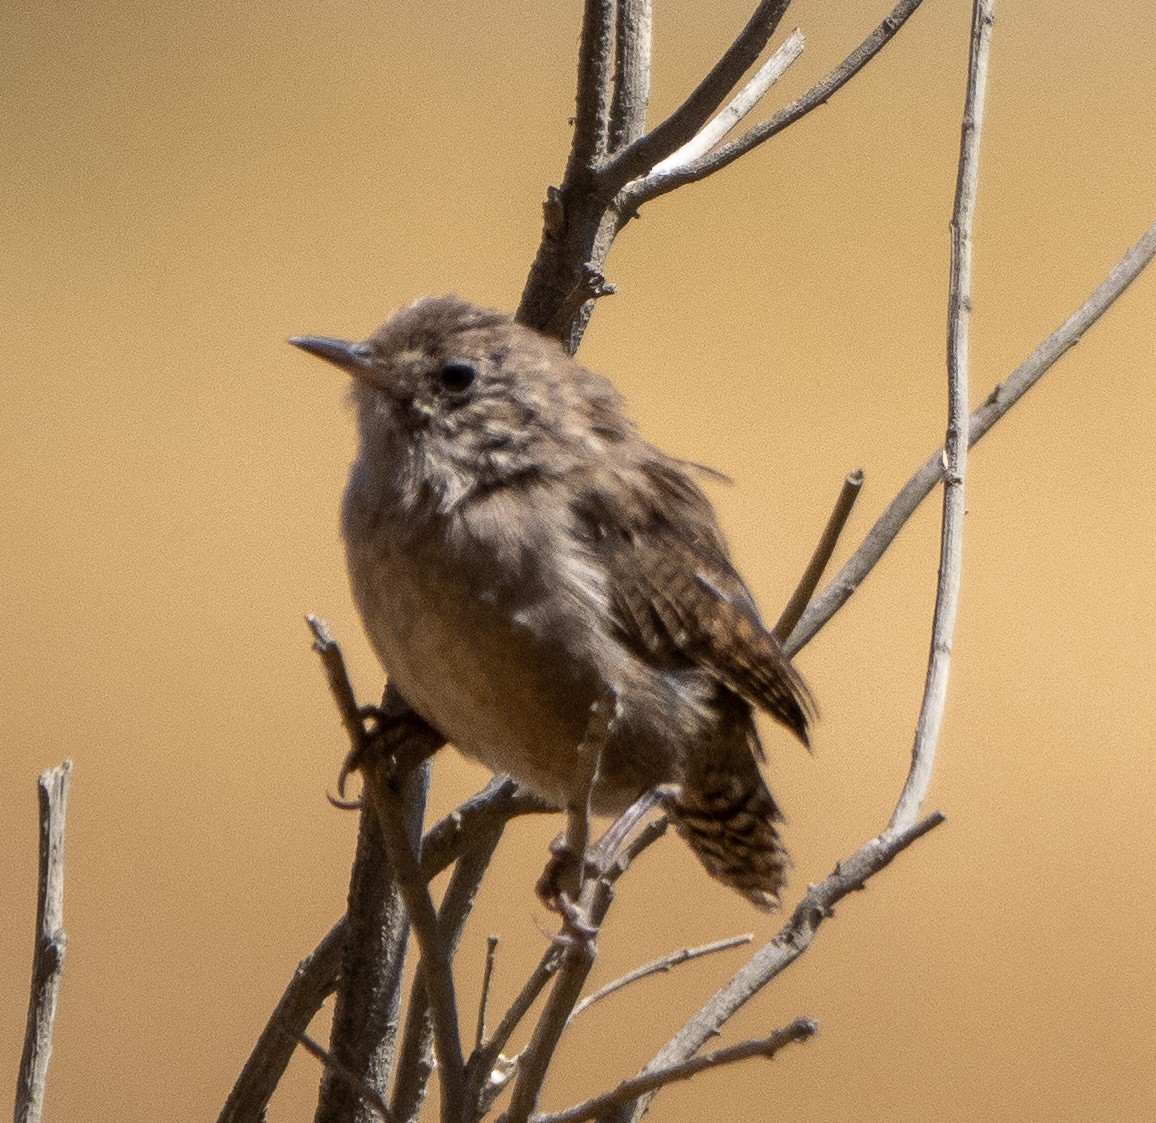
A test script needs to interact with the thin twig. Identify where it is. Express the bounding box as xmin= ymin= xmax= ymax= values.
xmin=604 ymin=812 xmax=944 ymax=1123
xmin=789 ymin=220 xmax=1156 ymax=655
xmin=892 ymin=0 xmax=992 ymax=830
xmin=621 ymin=0 xmax=927 ymax=207
xmin=567 ymin=934 xmax=754 ymax=1024
xmin=296 ymin=1030 xmax=396 ymax=1123
xmin=501 ymin=820 xmax=668 ymax=1123
xmin=609 ymin=0 xmax=653 ymax=151
xmin=476 ymin=936 xmax=500 ymax=1051
xmin=601 ymin=0 xmax=794 ymax=191
xmin=774 ymin=469 xmax=864 ymax=643
xmin=218 ymin=919 xmax=345 ymax=1123
xmin=15 ymin=761 xmax=71 ymax=1123
xmin=534 ymin=1018 xmax=817 ymax=1123
xmin=650 ymin=30 xmax=805 ymax=177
